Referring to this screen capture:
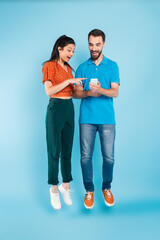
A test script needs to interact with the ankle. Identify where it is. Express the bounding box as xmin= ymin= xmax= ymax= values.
xmin=62 ymin=182 xmax=70 ymax=190
xmin=51 ymin=185 xmax=58 ymax=193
